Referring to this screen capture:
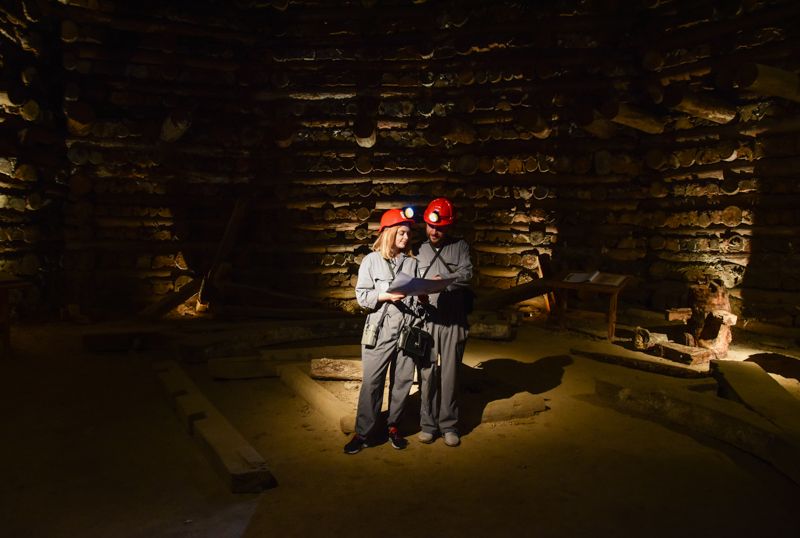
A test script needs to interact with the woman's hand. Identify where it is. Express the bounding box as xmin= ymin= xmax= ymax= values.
xmin=379 ymin=292 xmax=406 ymax=303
